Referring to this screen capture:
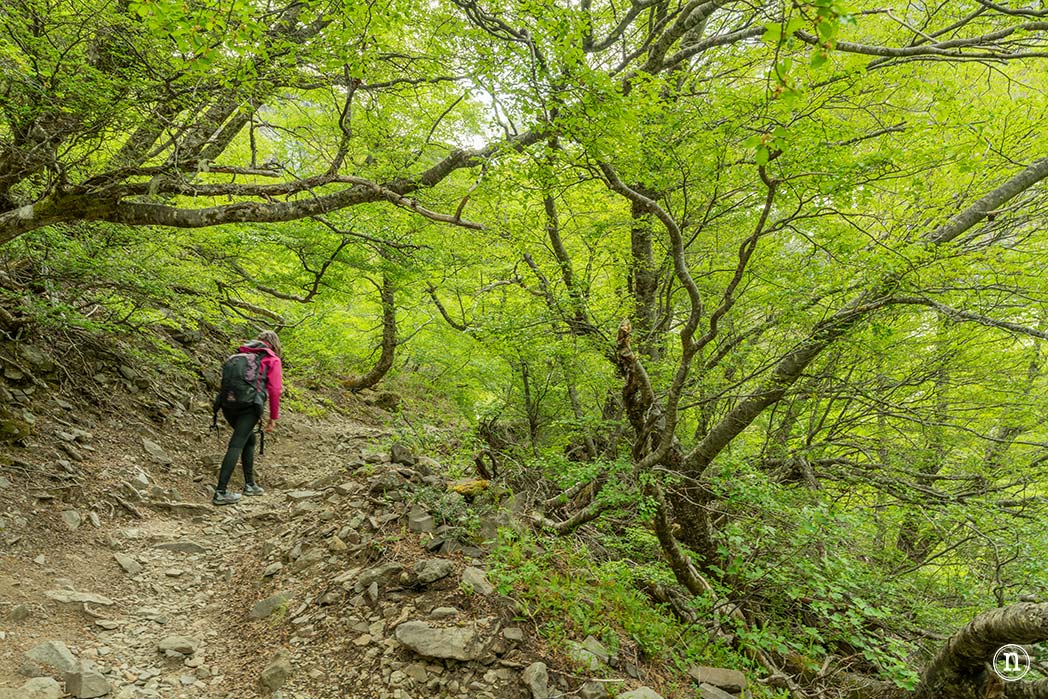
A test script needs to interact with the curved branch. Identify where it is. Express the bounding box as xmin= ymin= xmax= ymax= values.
xmin=342 ymin=274 xmax=397 ymax=392
xmin=916 ymin=603 xmax=1048 ymax=699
